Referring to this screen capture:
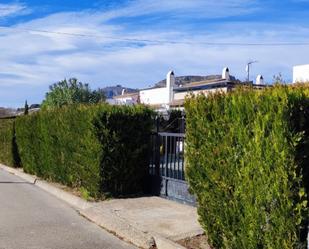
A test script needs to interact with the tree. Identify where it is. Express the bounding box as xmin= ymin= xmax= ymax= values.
xmin=24 ymin=100 xmax=29 ymax=115
xmin=41 ymin=78 xmax=105 ymax=109
xmin=272 ymin=73 xmax=286 ymax=84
